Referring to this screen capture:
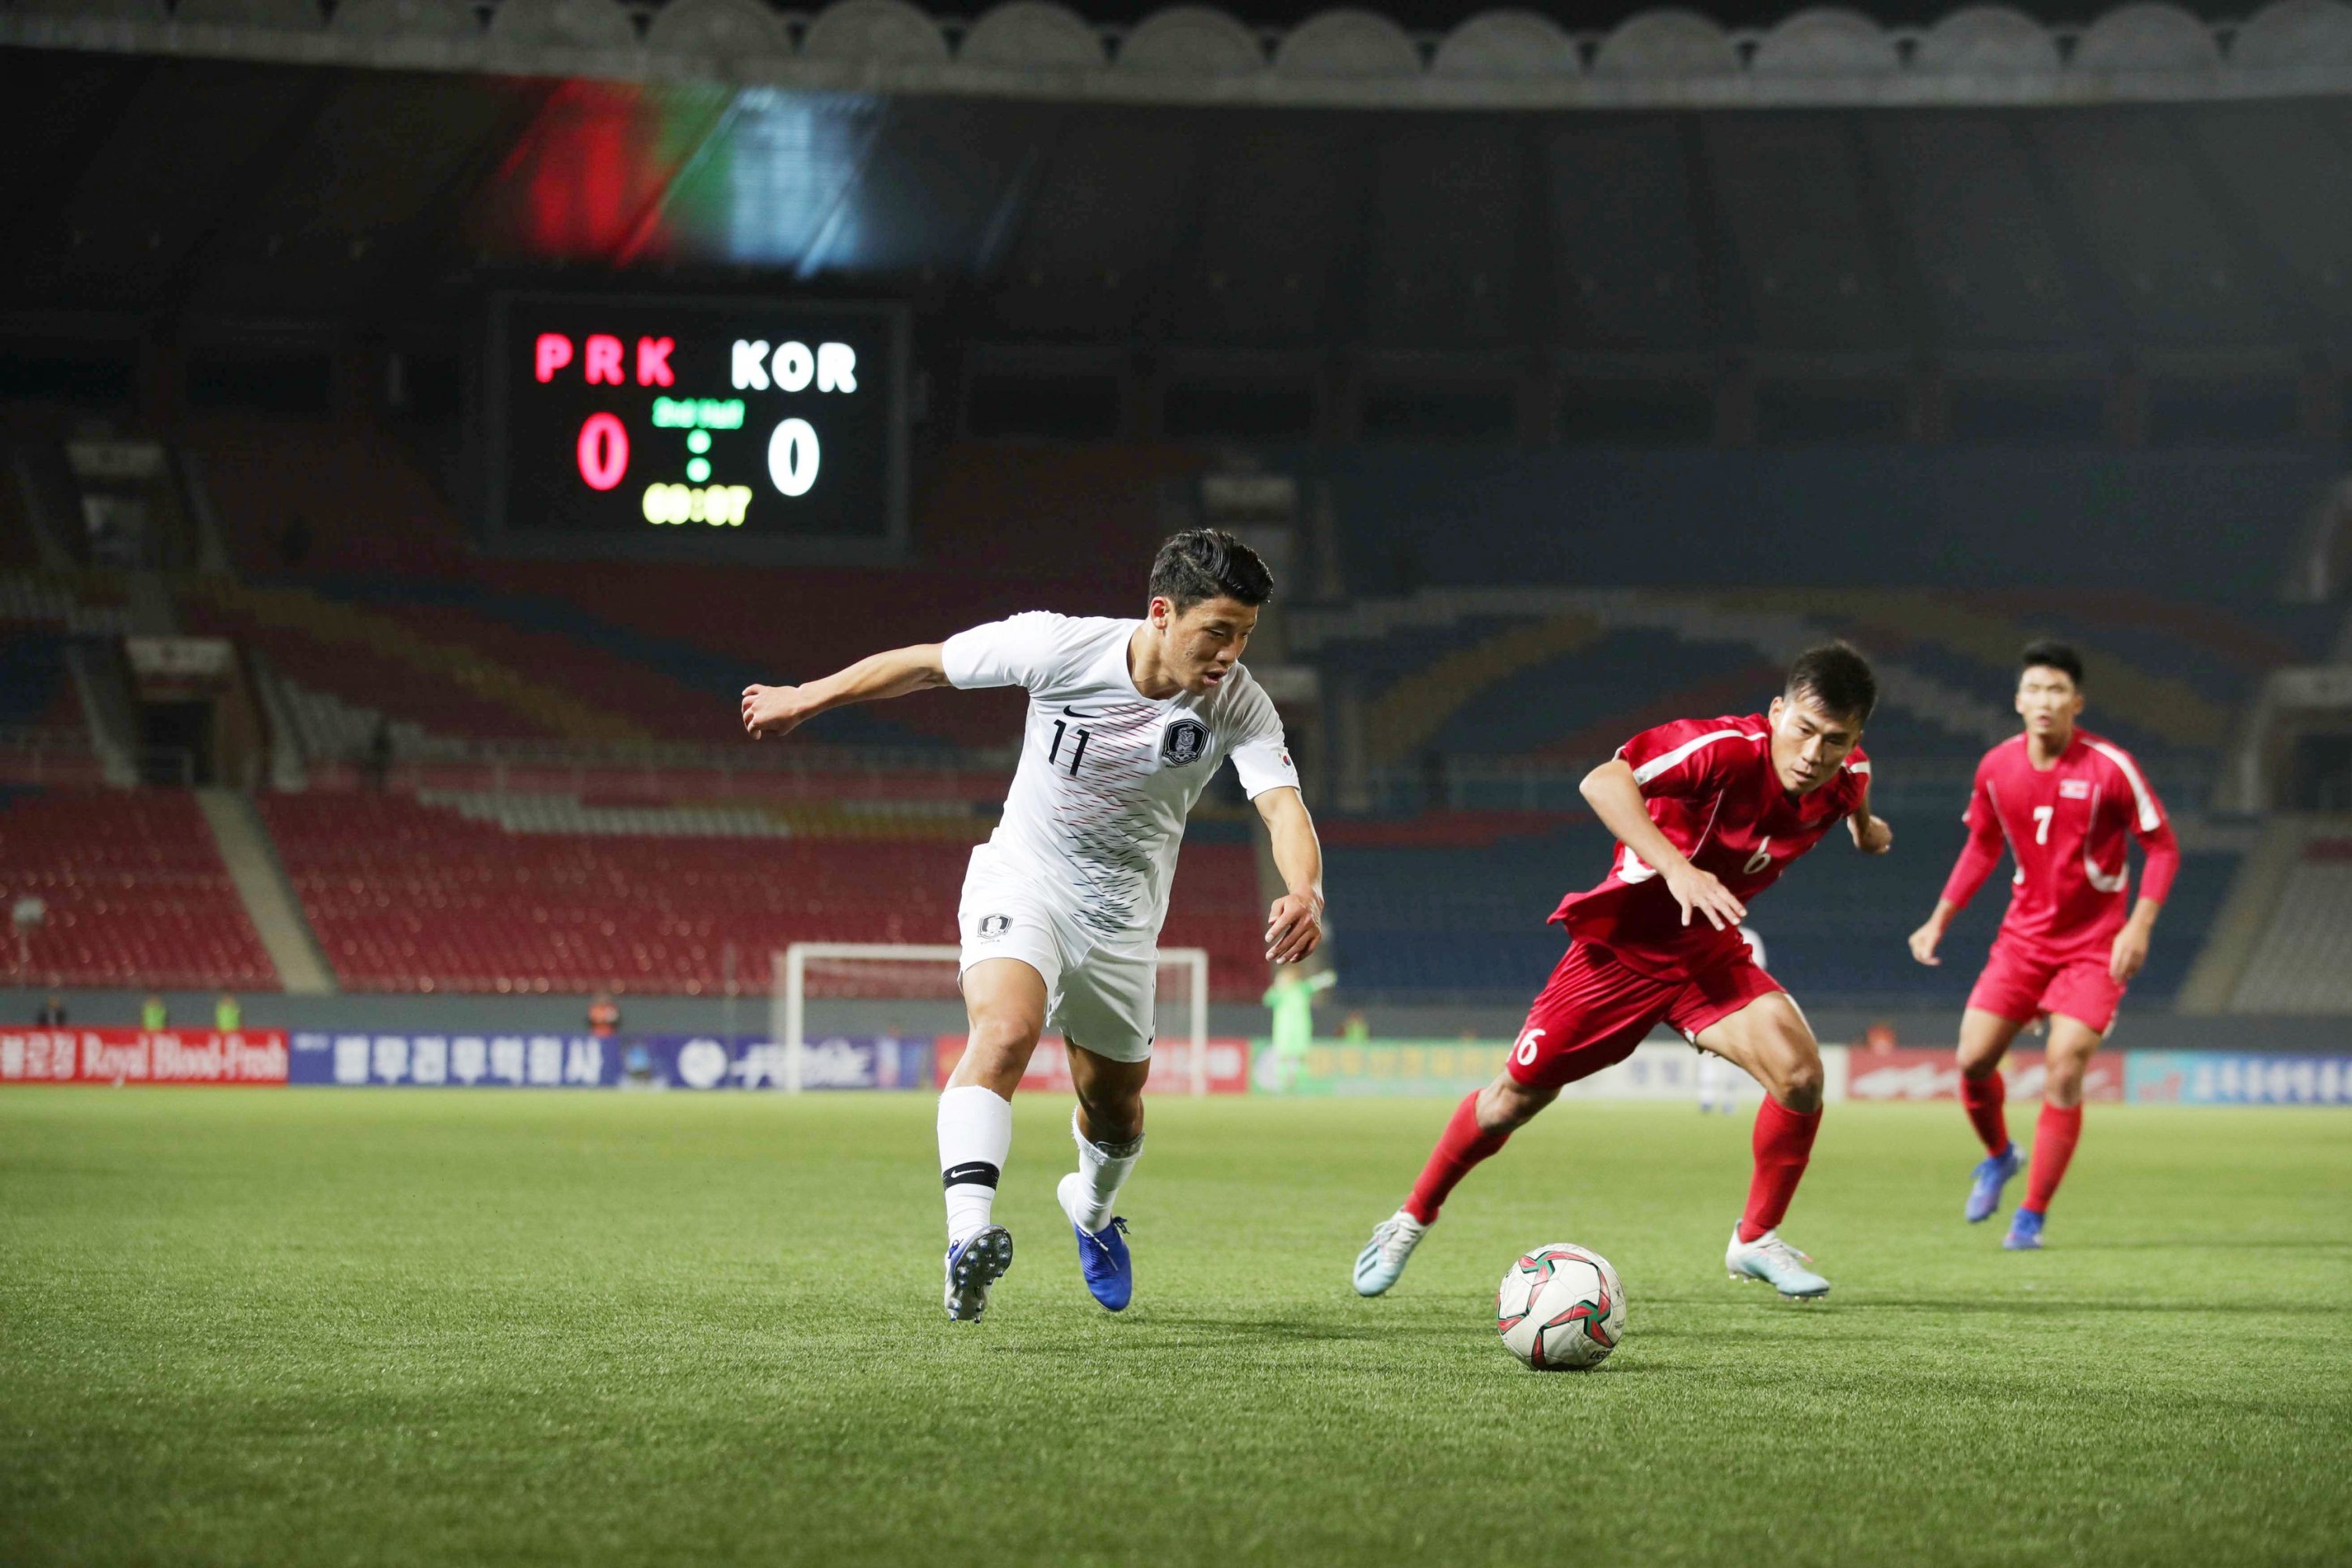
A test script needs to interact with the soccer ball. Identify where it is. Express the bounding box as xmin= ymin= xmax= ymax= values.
xmin=1496 ymin=1243 xmax=1624 ymax=1370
